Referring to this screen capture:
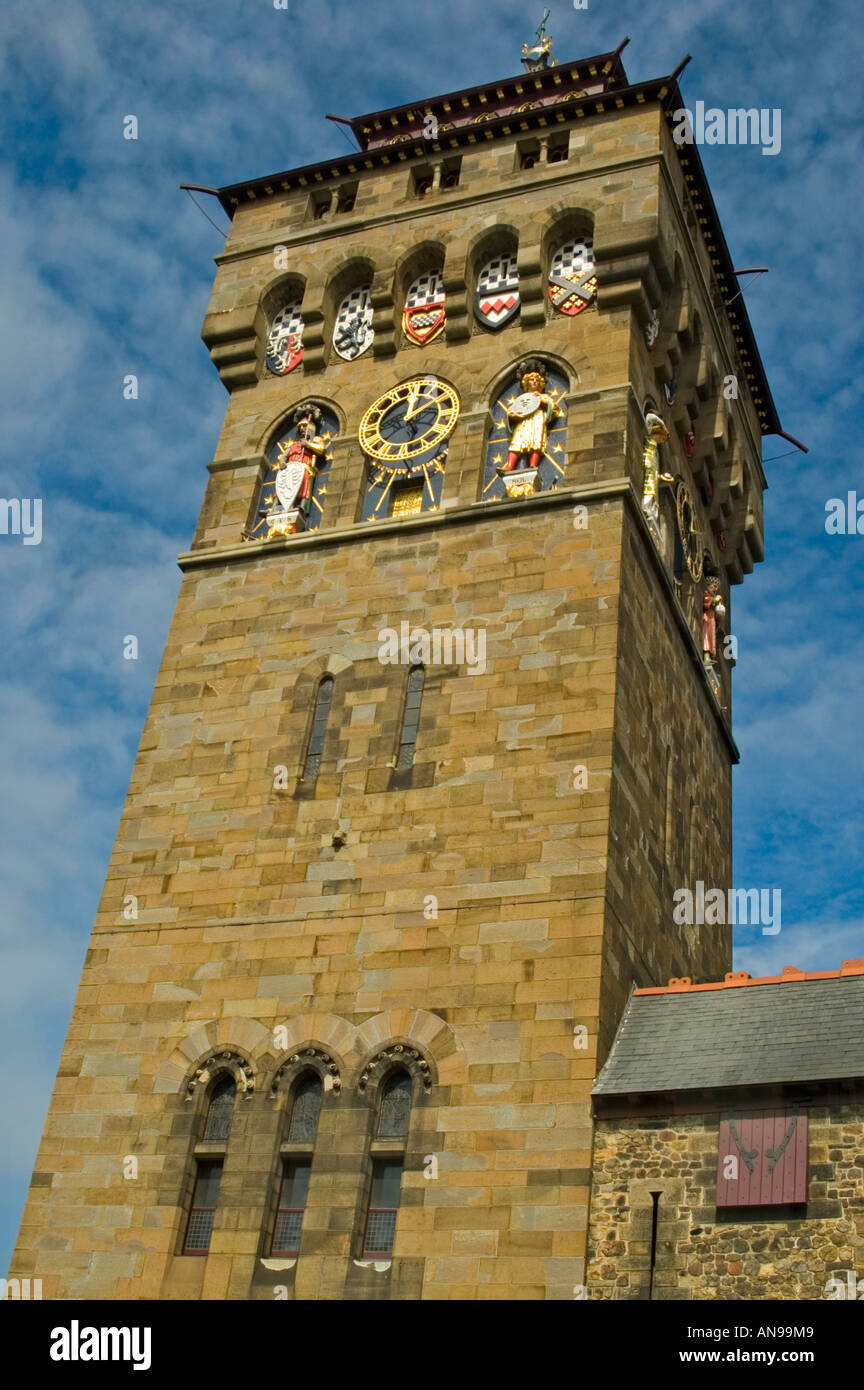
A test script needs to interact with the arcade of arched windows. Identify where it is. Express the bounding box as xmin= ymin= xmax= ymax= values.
xmin=175 ymin=1041 xmax=435 ymax=1262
